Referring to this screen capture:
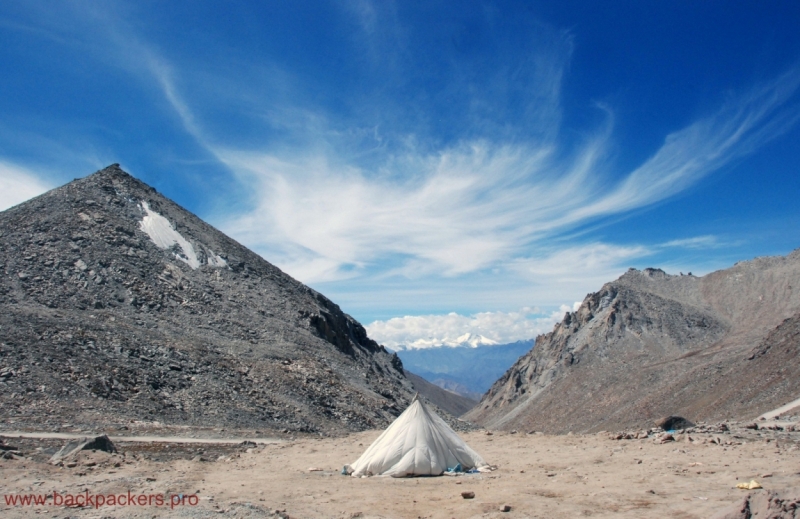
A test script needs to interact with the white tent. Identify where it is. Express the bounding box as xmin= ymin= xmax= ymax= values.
xmin=345 ymin=395 xmax=488 ymax=477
